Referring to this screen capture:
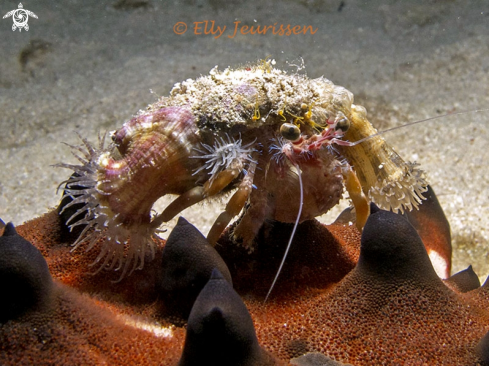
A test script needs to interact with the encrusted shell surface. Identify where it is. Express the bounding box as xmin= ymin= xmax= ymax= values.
xmin=151 ymin=65 xmax=354 ymax=132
